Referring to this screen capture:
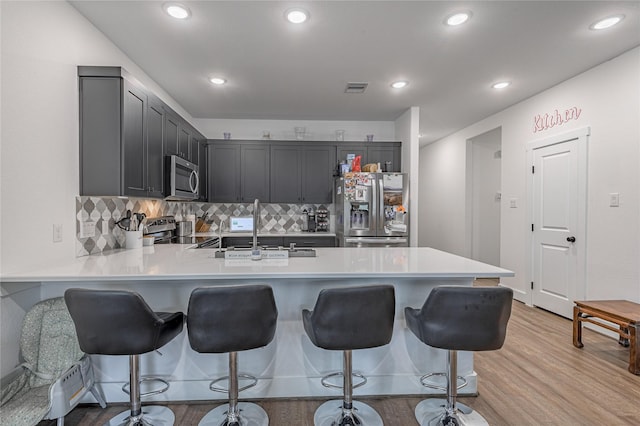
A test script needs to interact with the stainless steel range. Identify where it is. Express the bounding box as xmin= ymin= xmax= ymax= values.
xmin=144 ymin=216 xmax=218 ymax=246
